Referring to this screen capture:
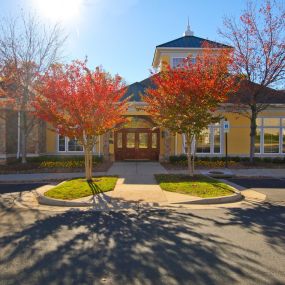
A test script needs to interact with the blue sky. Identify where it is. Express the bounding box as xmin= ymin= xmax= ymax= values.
xmin=1 ymin=0 xmax=246 ymax=84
